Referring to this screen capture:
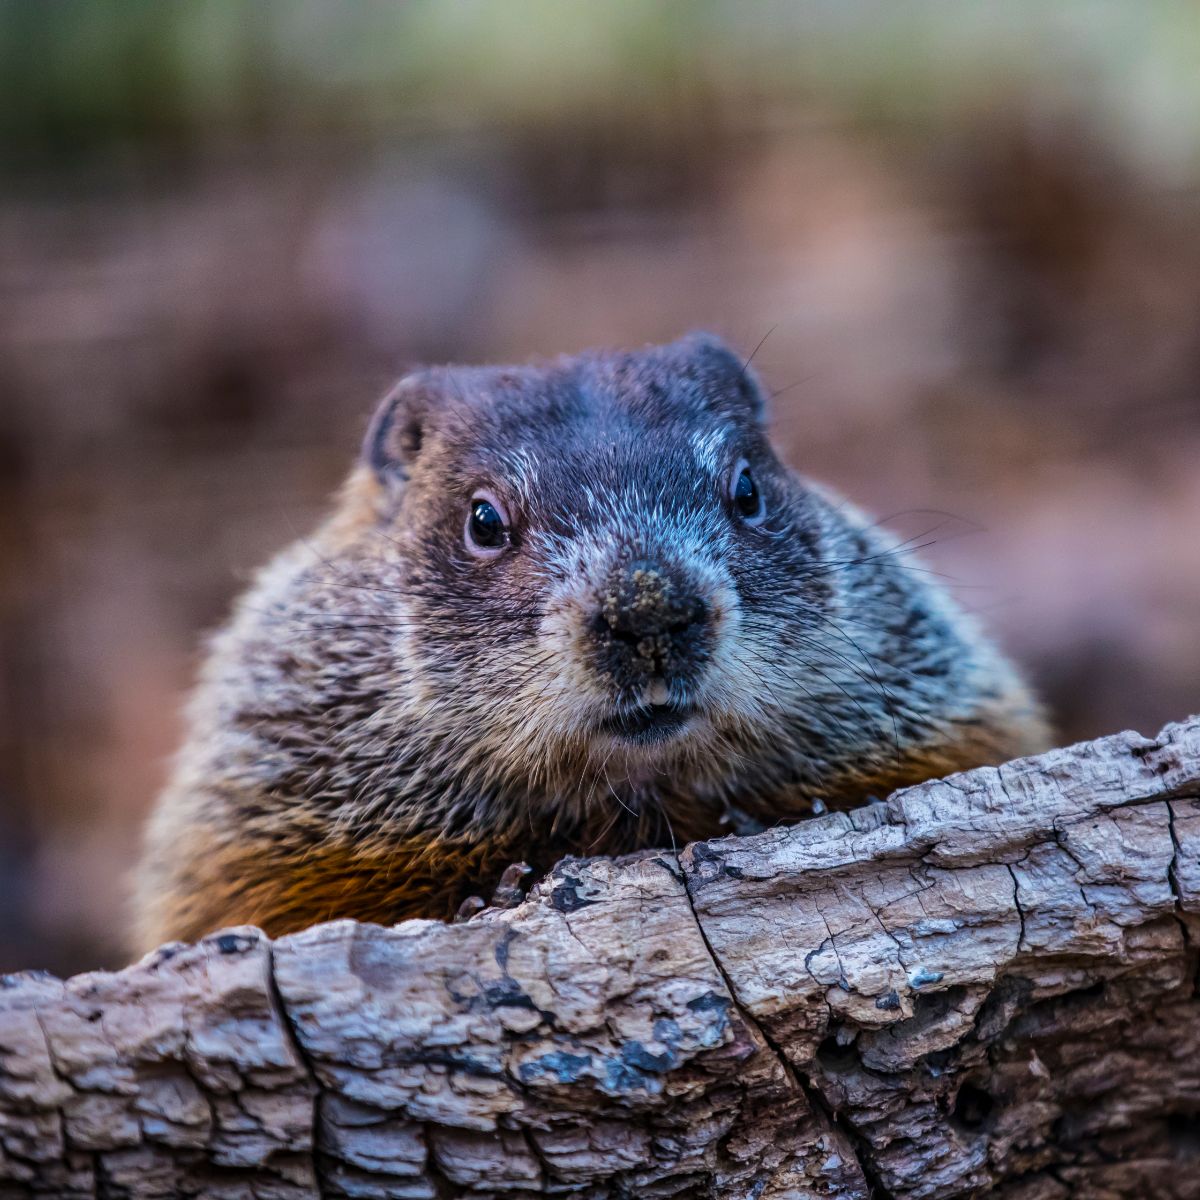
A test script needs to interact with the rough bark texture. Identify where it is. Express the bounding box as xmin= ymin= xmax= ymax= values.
xmin=3 ymin=717 xmax=1199 ymax=1199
